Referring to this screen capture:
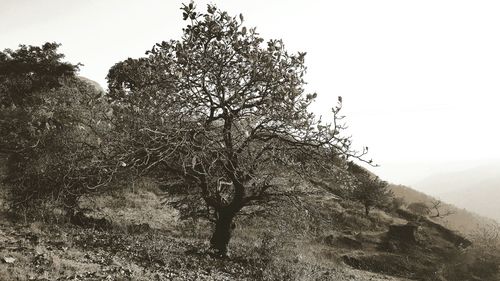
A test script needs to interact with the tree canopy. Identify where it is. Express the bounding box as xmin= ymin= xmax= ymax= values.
xmin=0 ymin=43 xmax=114 ymax=211
xmin=0 ymin=43 xmax=78 ymax=153
xmin=348 ymin=162 xmax=392 ymax=216
xmin=107 ymin=3 xmax=369 ymax=255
